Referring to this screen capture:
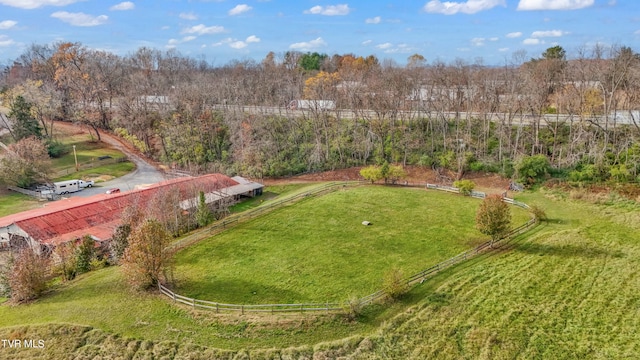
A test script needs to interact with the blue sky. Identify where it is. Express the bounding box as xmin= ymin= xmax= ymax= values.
xmin=0 ymin=0 xmax=637 ymax=66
